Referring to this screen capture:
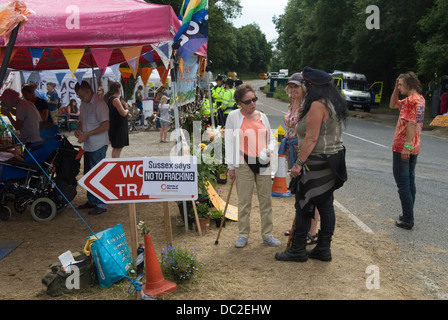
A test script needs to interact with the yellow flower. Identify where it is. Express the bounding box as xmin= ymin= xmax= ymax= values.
xmin=198 ymin=143 xmax=207 ymax=151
